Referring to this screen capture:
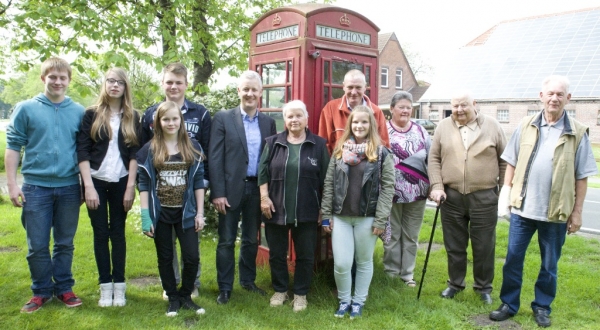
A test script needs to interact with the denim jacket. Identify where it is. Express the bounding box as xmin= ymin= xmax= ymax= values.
xmin=137 ymin=140 xmax=205 ymax=230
